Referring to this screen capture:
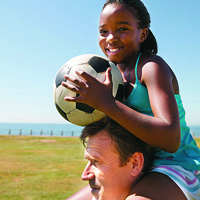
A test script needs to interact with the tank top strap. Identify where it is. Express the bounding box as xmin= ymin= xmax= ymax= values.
xmin=135 ymin=53 xmax=142 ymax=80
